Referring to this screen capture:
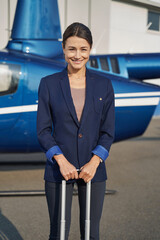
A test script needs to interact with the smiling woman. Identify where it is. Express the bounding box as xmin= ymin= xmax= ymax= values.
xmin=37 ymin=22 xmax=115 ymax=240
xmin=62 ymin=22 xmax=92 ymax=89
xmin=63 ymin=36 xmax=90 ymax=72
